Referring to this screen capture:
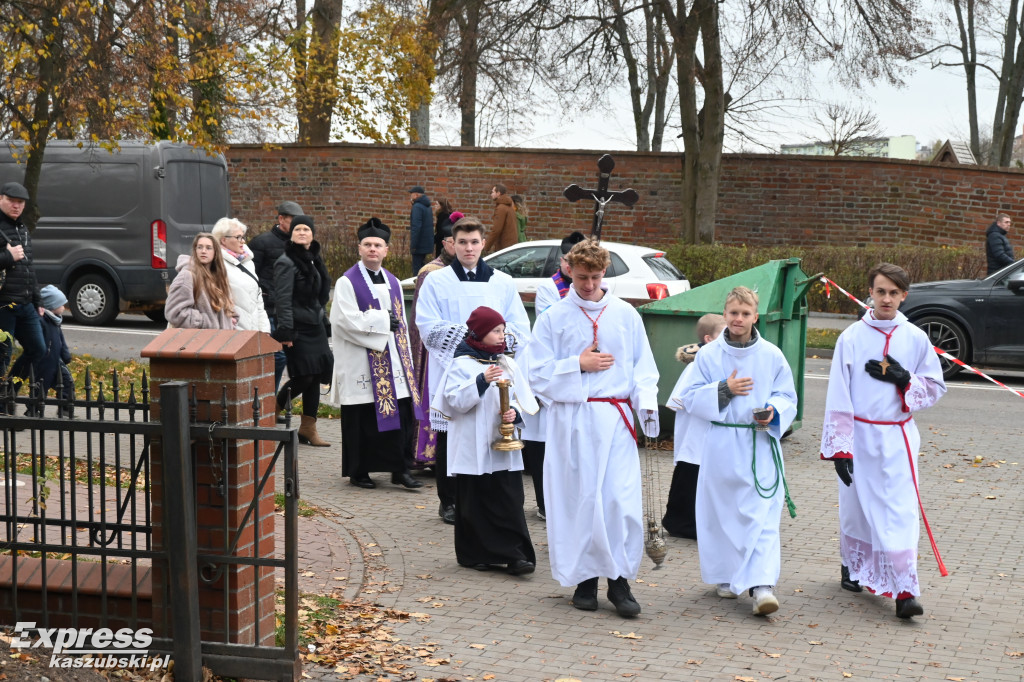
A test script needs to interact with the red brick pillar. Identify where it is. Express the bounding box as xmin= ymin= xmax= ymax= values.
xmin=143 ymin=329 xmax=281 ymax=646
